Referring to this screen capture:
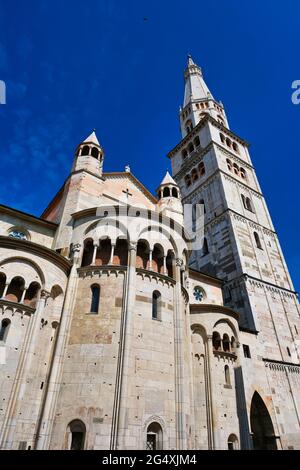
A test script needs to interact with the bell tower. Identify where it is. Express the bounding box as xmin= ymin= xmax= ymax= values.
xmin=72 ymin=130 xmax=104 ymax=176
